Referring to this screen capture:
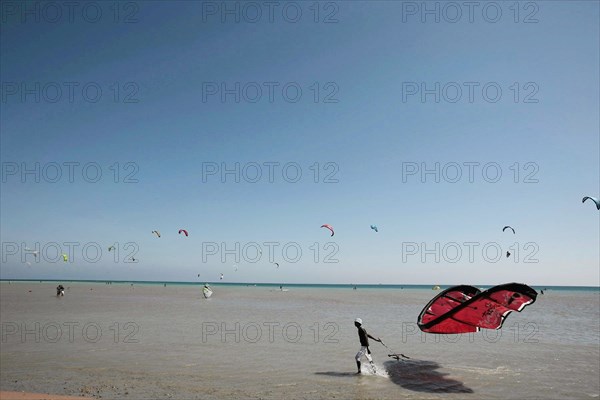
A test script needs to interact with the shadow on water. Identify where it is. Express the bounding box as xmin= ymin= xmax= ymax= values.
xmin=384 ymin=359 xmax=473 ymax=394
xmin=315 ymin=371 xmax=358 ymax=378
